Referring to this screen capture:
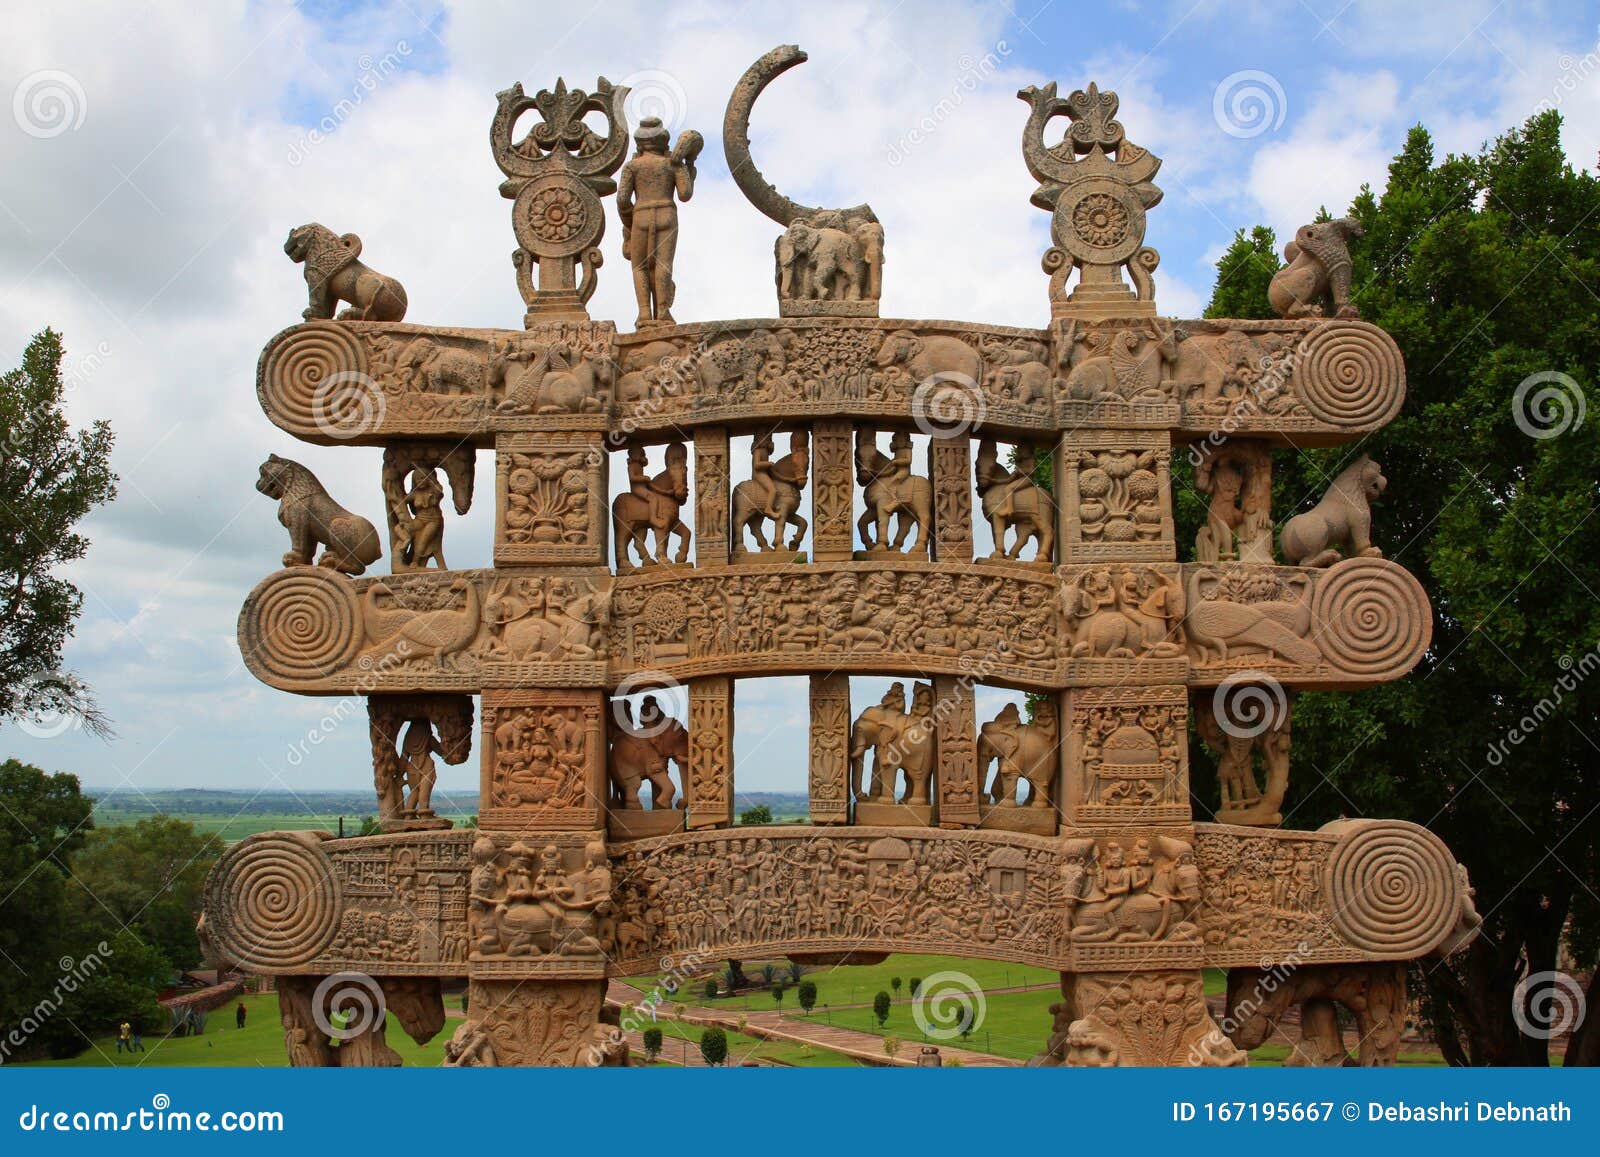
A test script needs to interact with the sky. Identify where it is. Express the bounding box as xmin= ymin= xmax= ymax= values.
xmin=3 ymin=0 xmax=1599 ymax=806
